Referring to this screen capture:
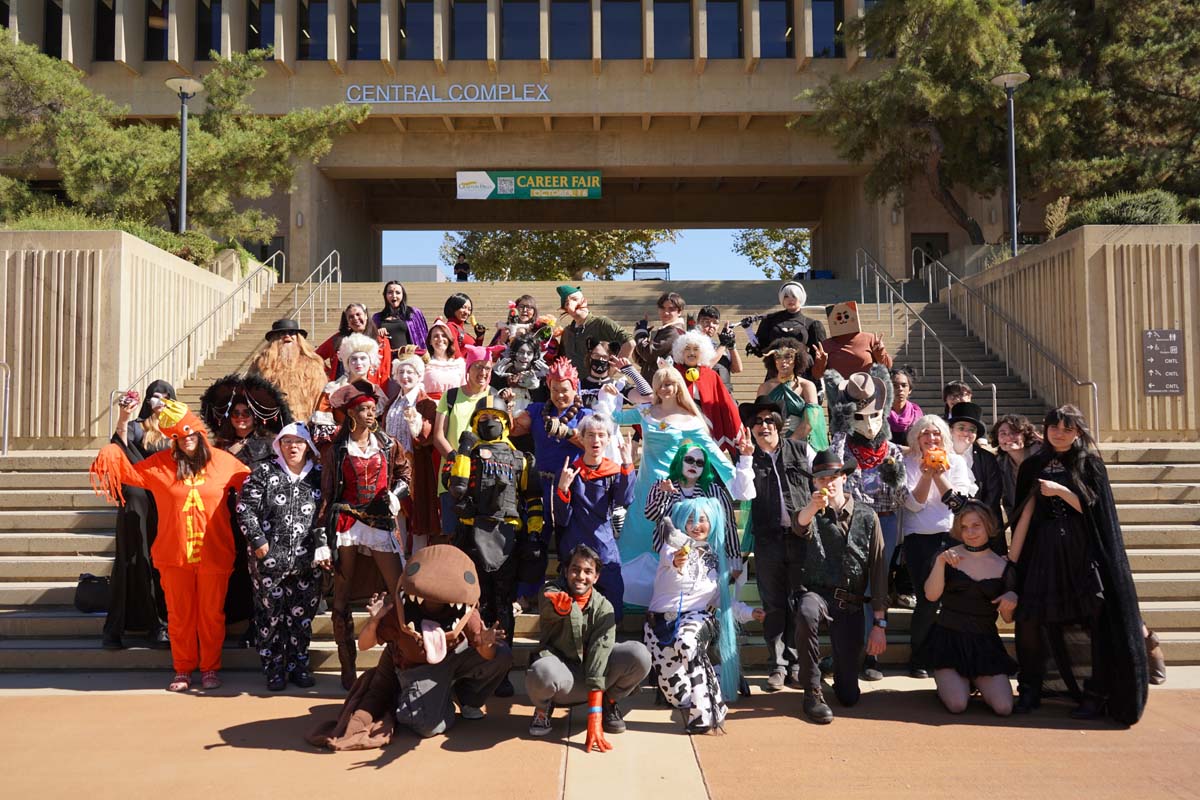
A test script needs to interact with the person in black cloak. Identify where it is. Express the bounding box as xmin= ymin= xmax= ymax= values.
xmin=1009 ymin=405 xmax=1149 ymax=724
xmin=201 ymin=373 xmax=295 ymax=648
xmin=103 ymin=380 xmax=175 ymax=650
